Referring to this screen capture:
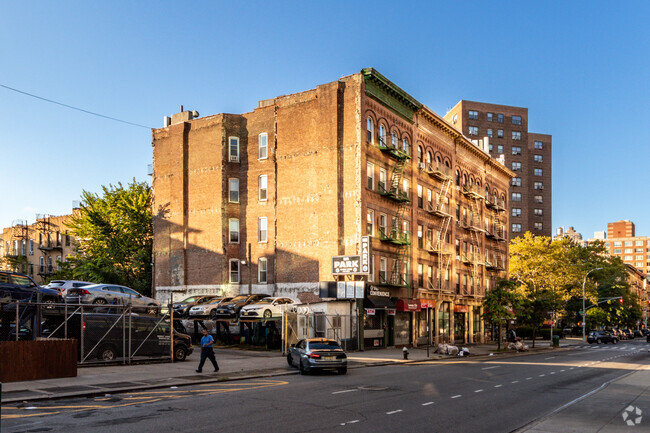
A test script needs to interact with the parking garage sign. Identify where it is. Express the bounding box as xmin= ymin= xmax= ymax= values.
xmin=332 ymin=255 xmax=362 ymax=275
